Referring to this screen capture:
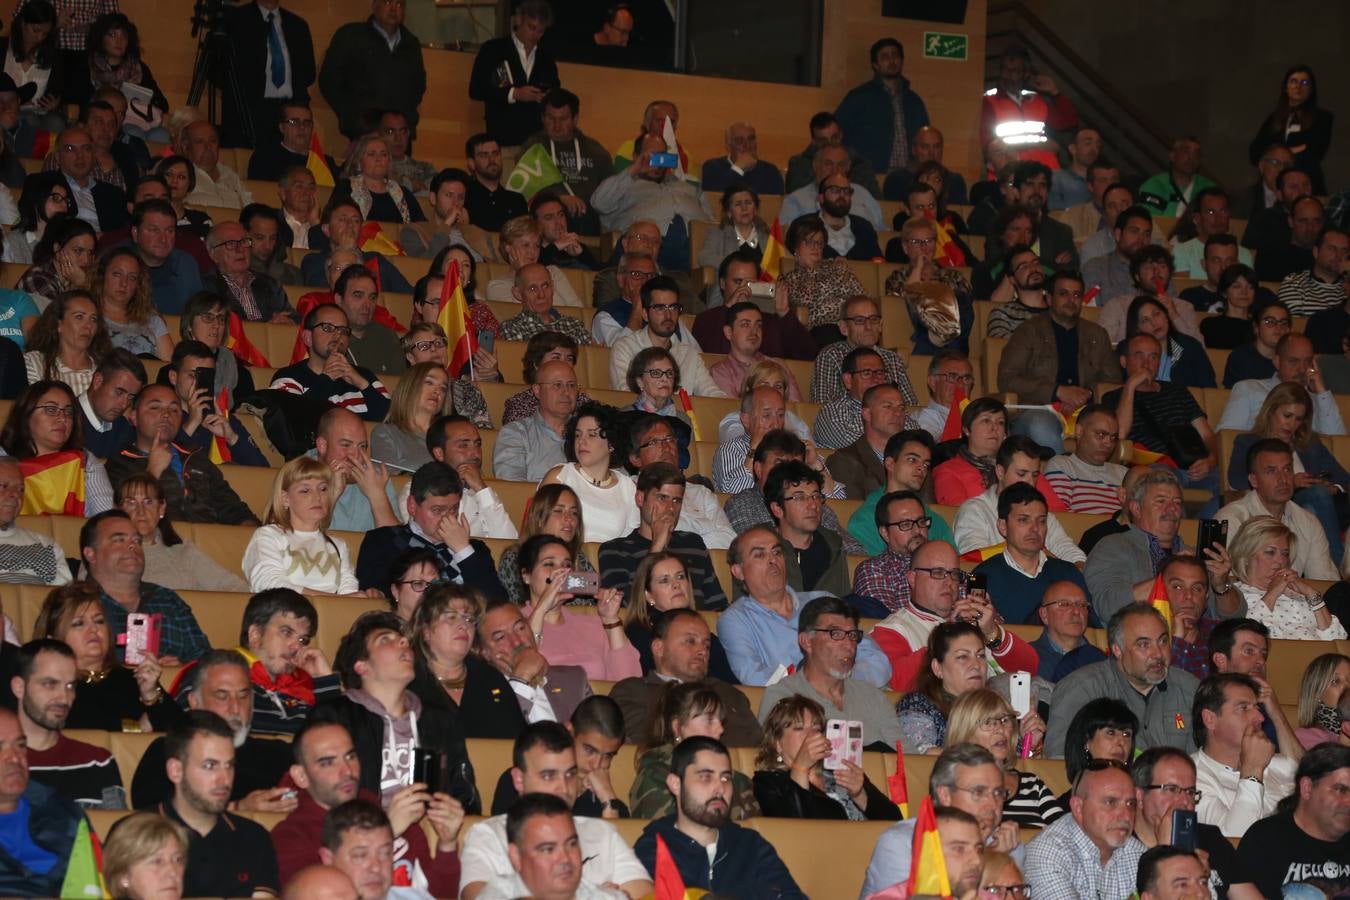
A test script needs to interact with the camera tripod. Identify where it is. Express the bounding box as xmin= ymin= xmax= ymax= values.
xmin=186 ymin=0 xmax=253 ymax=145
